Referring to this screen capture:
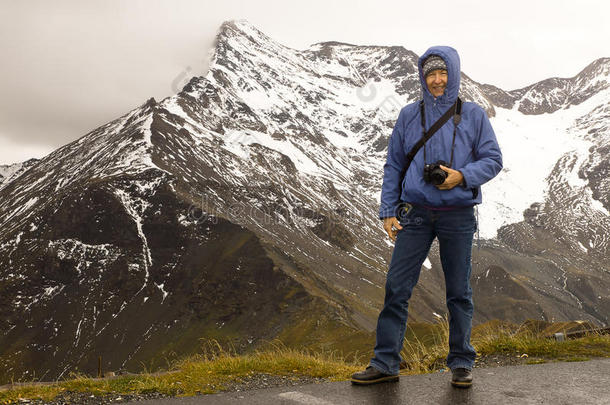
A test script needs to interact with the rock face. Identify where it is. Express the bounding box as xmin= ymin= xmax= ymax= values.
xmin=512 ymin=58 xmax=610 ymax=114
xmin=0 ymin=158 xmax=39 ymax=190
xmin=0 ymin=19 xmax=608 ymax=383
